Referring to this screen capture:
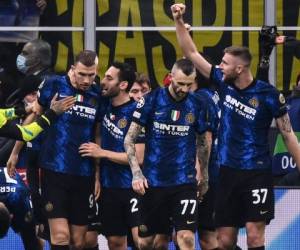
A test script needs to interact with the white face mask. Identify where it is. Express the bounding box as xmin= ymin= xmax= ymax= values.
xmin=16 ymin=54 xmax=28 ymax=74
